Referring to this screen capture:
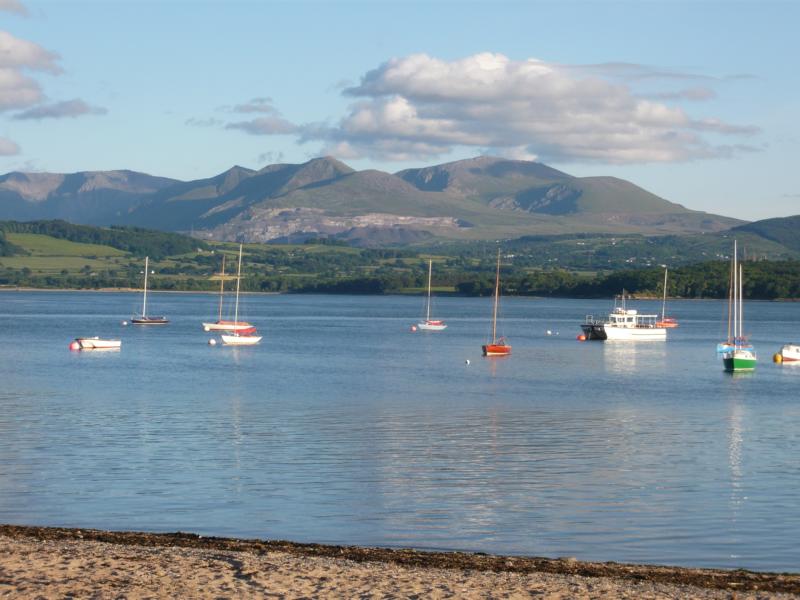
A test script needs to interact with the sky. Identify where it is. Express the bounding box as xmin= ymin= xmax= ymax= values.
xmin=0 ymin=0 xmax=798 ymax=221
